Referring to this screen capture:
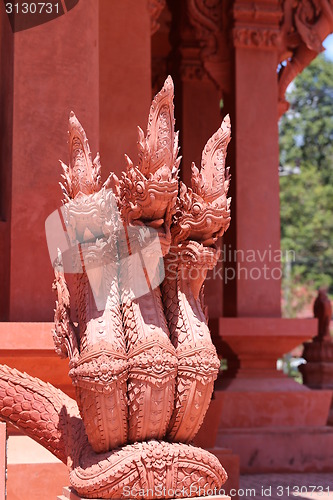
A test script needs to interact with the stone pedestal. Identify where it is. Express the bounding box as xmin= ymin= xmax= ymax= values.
xmin=57 ymin=487 xmax=230 ymax=500
xmin=211 ymin=317 xmax=333 ymax=472
xmin=7 ymin=434 xmax=68 ymax=500
xmin=211 ymin=318 xmax=318 ymax=379
xmin=0 ymin=322 xmax=74 ymax=405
